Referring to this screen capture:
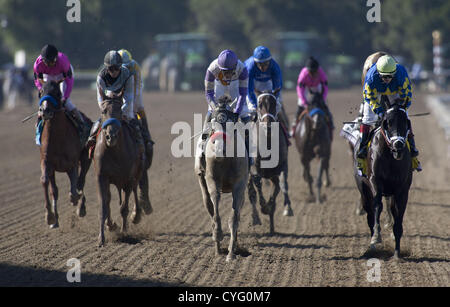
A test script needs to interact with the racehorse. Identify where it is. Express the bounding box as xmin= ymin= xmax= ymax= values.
xmin=293 ymin=92 xmax=332 ymax=204
xmin=38 ymin=81 xmax=92 ymax=228
xmin=195 ymin=96 xmax=249 ymax=262
xmin=94 ymin=98 xmax=144 ymax=247
xmin=247 ymin=90 xmax=292 ymax=235
xmin=353 ymin=96 xmax=412 ymax=259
